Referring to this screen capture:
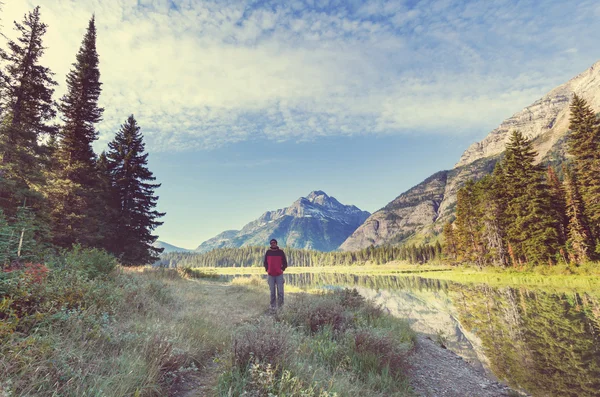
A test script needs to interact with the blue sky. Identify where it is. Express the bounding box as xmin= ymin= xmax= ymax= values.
xmin=3 ymin=0 xmax=600 ymax=249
